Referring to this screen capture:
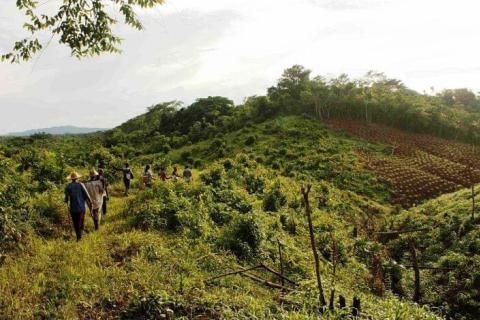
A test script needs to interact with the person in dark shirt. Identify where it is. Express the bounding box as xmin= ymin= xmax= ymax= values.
xmin=65 ymin=172 xmax=92 ymax=241
xmin=98 ymin=169 xmax=109 ymax=216
xmin=113 ymin=162 xmax=134 ymax=196
xmin=172 ymin=166 xmax=179 ymax=182
xmin=183 ymin=166 xmax=193 ymax=183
